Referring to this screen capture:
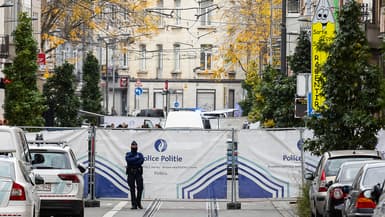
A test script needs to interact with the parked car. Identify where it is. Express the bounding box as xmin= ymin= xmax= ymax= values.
xmin=0 ymin=126 xmax=33 ymax=166
xmin=342 ymin=161 xmax=385 ymax=217
xmin=0 ymin=155 xmax=44 ymax=217
xmin=324 ymin=160 xmax=381 ymax=217
xmin=28 ymin=140 xmax=86 ymax=217
xmin=305 ymin=150 xmax=383 ymax=217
